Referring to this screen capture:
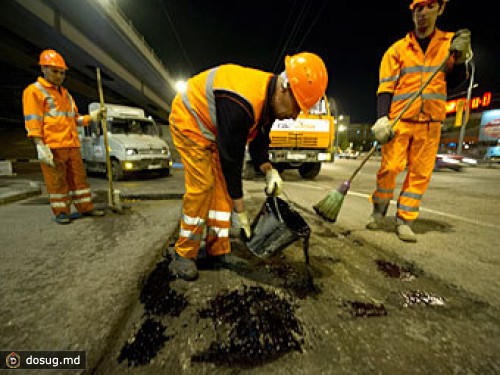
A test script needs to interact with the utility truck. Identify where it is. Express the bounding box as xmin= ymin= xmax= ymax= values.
xmin=78 ymin=103 xmax=171 ymax=180
xmin=243 ymin=97 xmax=335 ymax=179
